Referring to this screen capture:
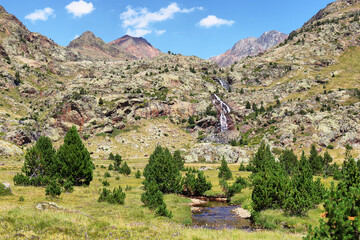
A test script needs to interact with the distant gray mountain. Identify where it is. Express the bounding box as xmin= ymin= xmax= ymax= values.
xmin=210 ymin=30 xmax=288 ymax=67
